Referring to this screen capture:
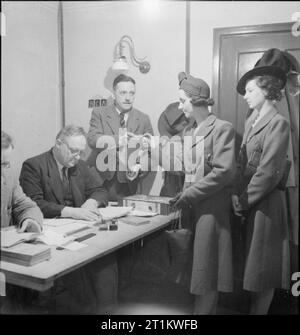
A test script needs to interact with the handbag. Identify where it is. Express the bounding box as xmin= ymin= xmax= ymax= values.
xmin=165 ymin=210 xmax=193 ymax=286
